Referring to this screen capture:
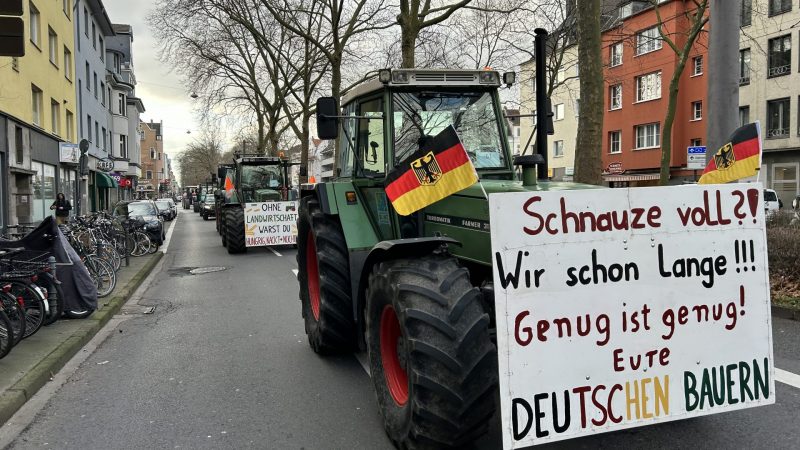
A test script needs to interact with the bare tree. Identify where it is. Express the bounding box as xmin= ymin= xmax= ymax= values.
xmin=177 ymin=133 xmax=225 ymax=186
xmin=574 ymin=0 xmax=604 ymax=185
